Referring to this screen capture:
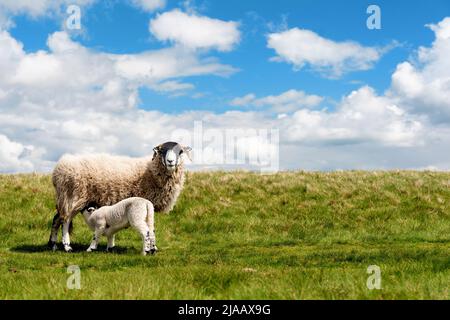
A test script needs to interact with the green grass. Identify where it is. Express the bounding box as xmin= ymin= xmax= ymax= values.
xmin=0 ymin=171 xmax=449 ymax=299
